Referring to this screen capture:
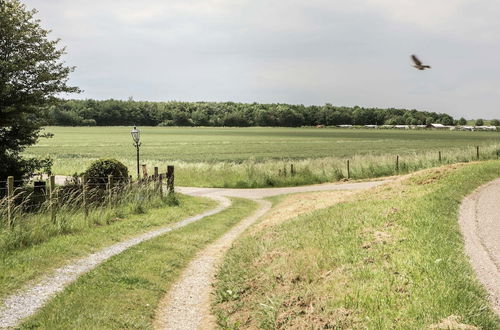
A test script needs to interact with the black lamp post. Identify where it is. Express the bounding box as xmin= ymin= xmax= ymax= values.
xmin=131 ymin=126 xmax=141 ymax=179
